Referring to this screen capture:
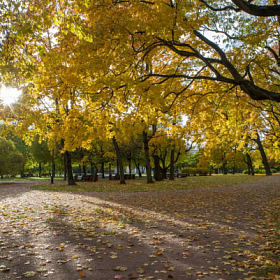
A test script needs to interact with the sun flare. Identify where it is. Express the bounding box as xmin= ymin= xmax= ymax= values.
xmin=0 ymin=86 xmax=22 ymax=106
